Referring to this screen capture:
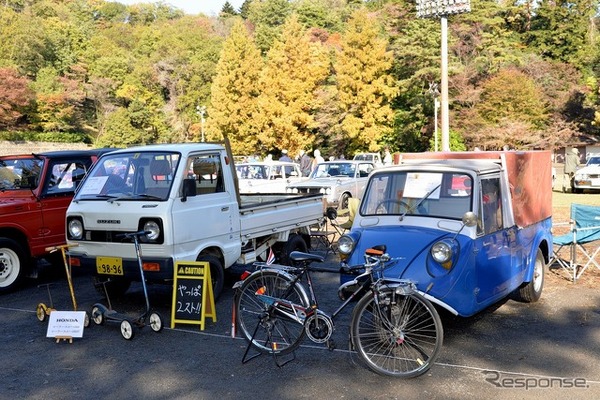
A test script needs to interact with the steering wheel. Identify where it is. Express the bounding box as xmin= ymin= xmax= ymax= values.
xmin=375 ymin=199 xmax=410 ymax=214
